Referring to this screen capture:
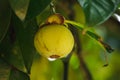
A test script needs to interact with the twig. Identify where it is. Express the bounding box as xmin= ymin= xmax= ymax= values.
xmin=69 ymin=25 xmax=93 ymax=80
